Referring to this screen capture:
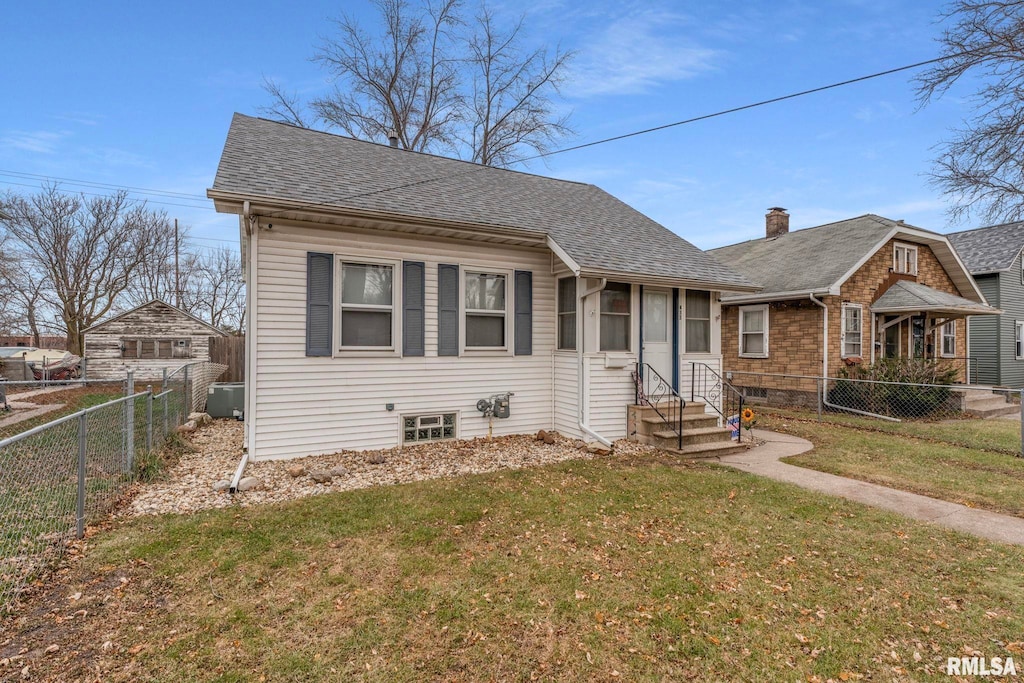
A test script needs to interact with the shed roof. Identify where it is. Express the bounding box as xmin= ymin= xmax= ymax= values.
xmin=208 ymin=114 xmax=756 ymax=292
xmin=870 ymin=280 xmax=1000 ymax=316
xmin=84 ymin=300 xmax=228 ymax=336
xmin=947 ymin=221 xmax=1024 ymax=275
